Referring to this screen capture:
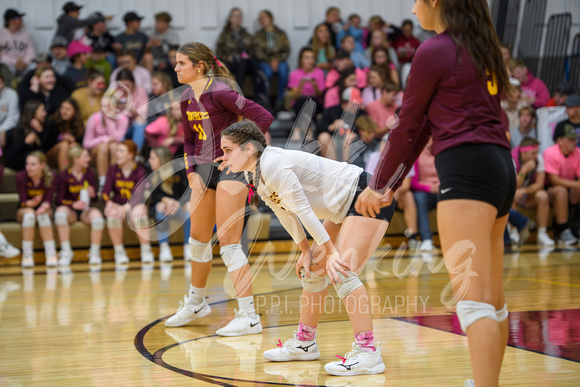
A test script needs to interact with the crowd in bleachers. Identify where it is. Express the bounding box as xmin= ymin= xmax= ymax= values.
xmin=0 ymin=2 xmax=579 ymax=265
